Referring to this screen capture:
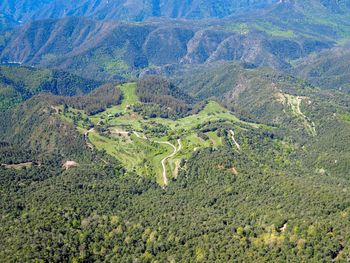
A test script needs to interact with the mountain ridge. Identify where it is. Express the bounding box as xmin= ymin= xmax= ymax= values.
xmin=0 ymin=0 xmax=280 ymax=22
xmin=0 ymin=16 xmax=334 ymax=80
xmin=2 ymin=0 xmax=350 ymax=23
